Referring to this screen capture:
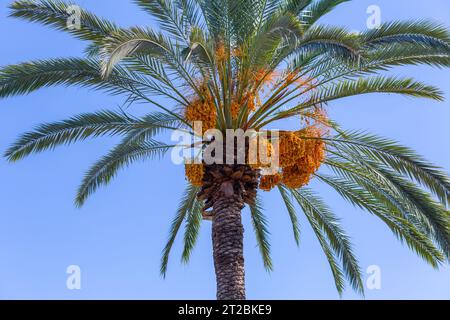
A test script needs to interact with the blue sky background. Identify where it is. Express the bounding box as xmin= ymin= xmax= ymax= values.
xmin=0 ymin=0 xmax=449 ymax=300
